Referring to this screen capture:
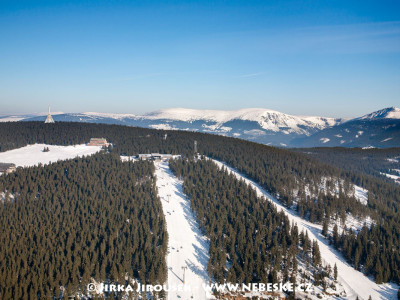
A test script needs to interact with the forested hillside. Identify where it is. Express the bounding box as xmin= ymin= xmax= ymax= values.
xmin=170 ymin=158 xmax=332 ymax=298
xmin=292 ymin=147 xmax=400 ymax=180
xmin=0 ymin=153 xmax=167 ymax=299
xmin=0 ymin=121 xmax=399 ymax=284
